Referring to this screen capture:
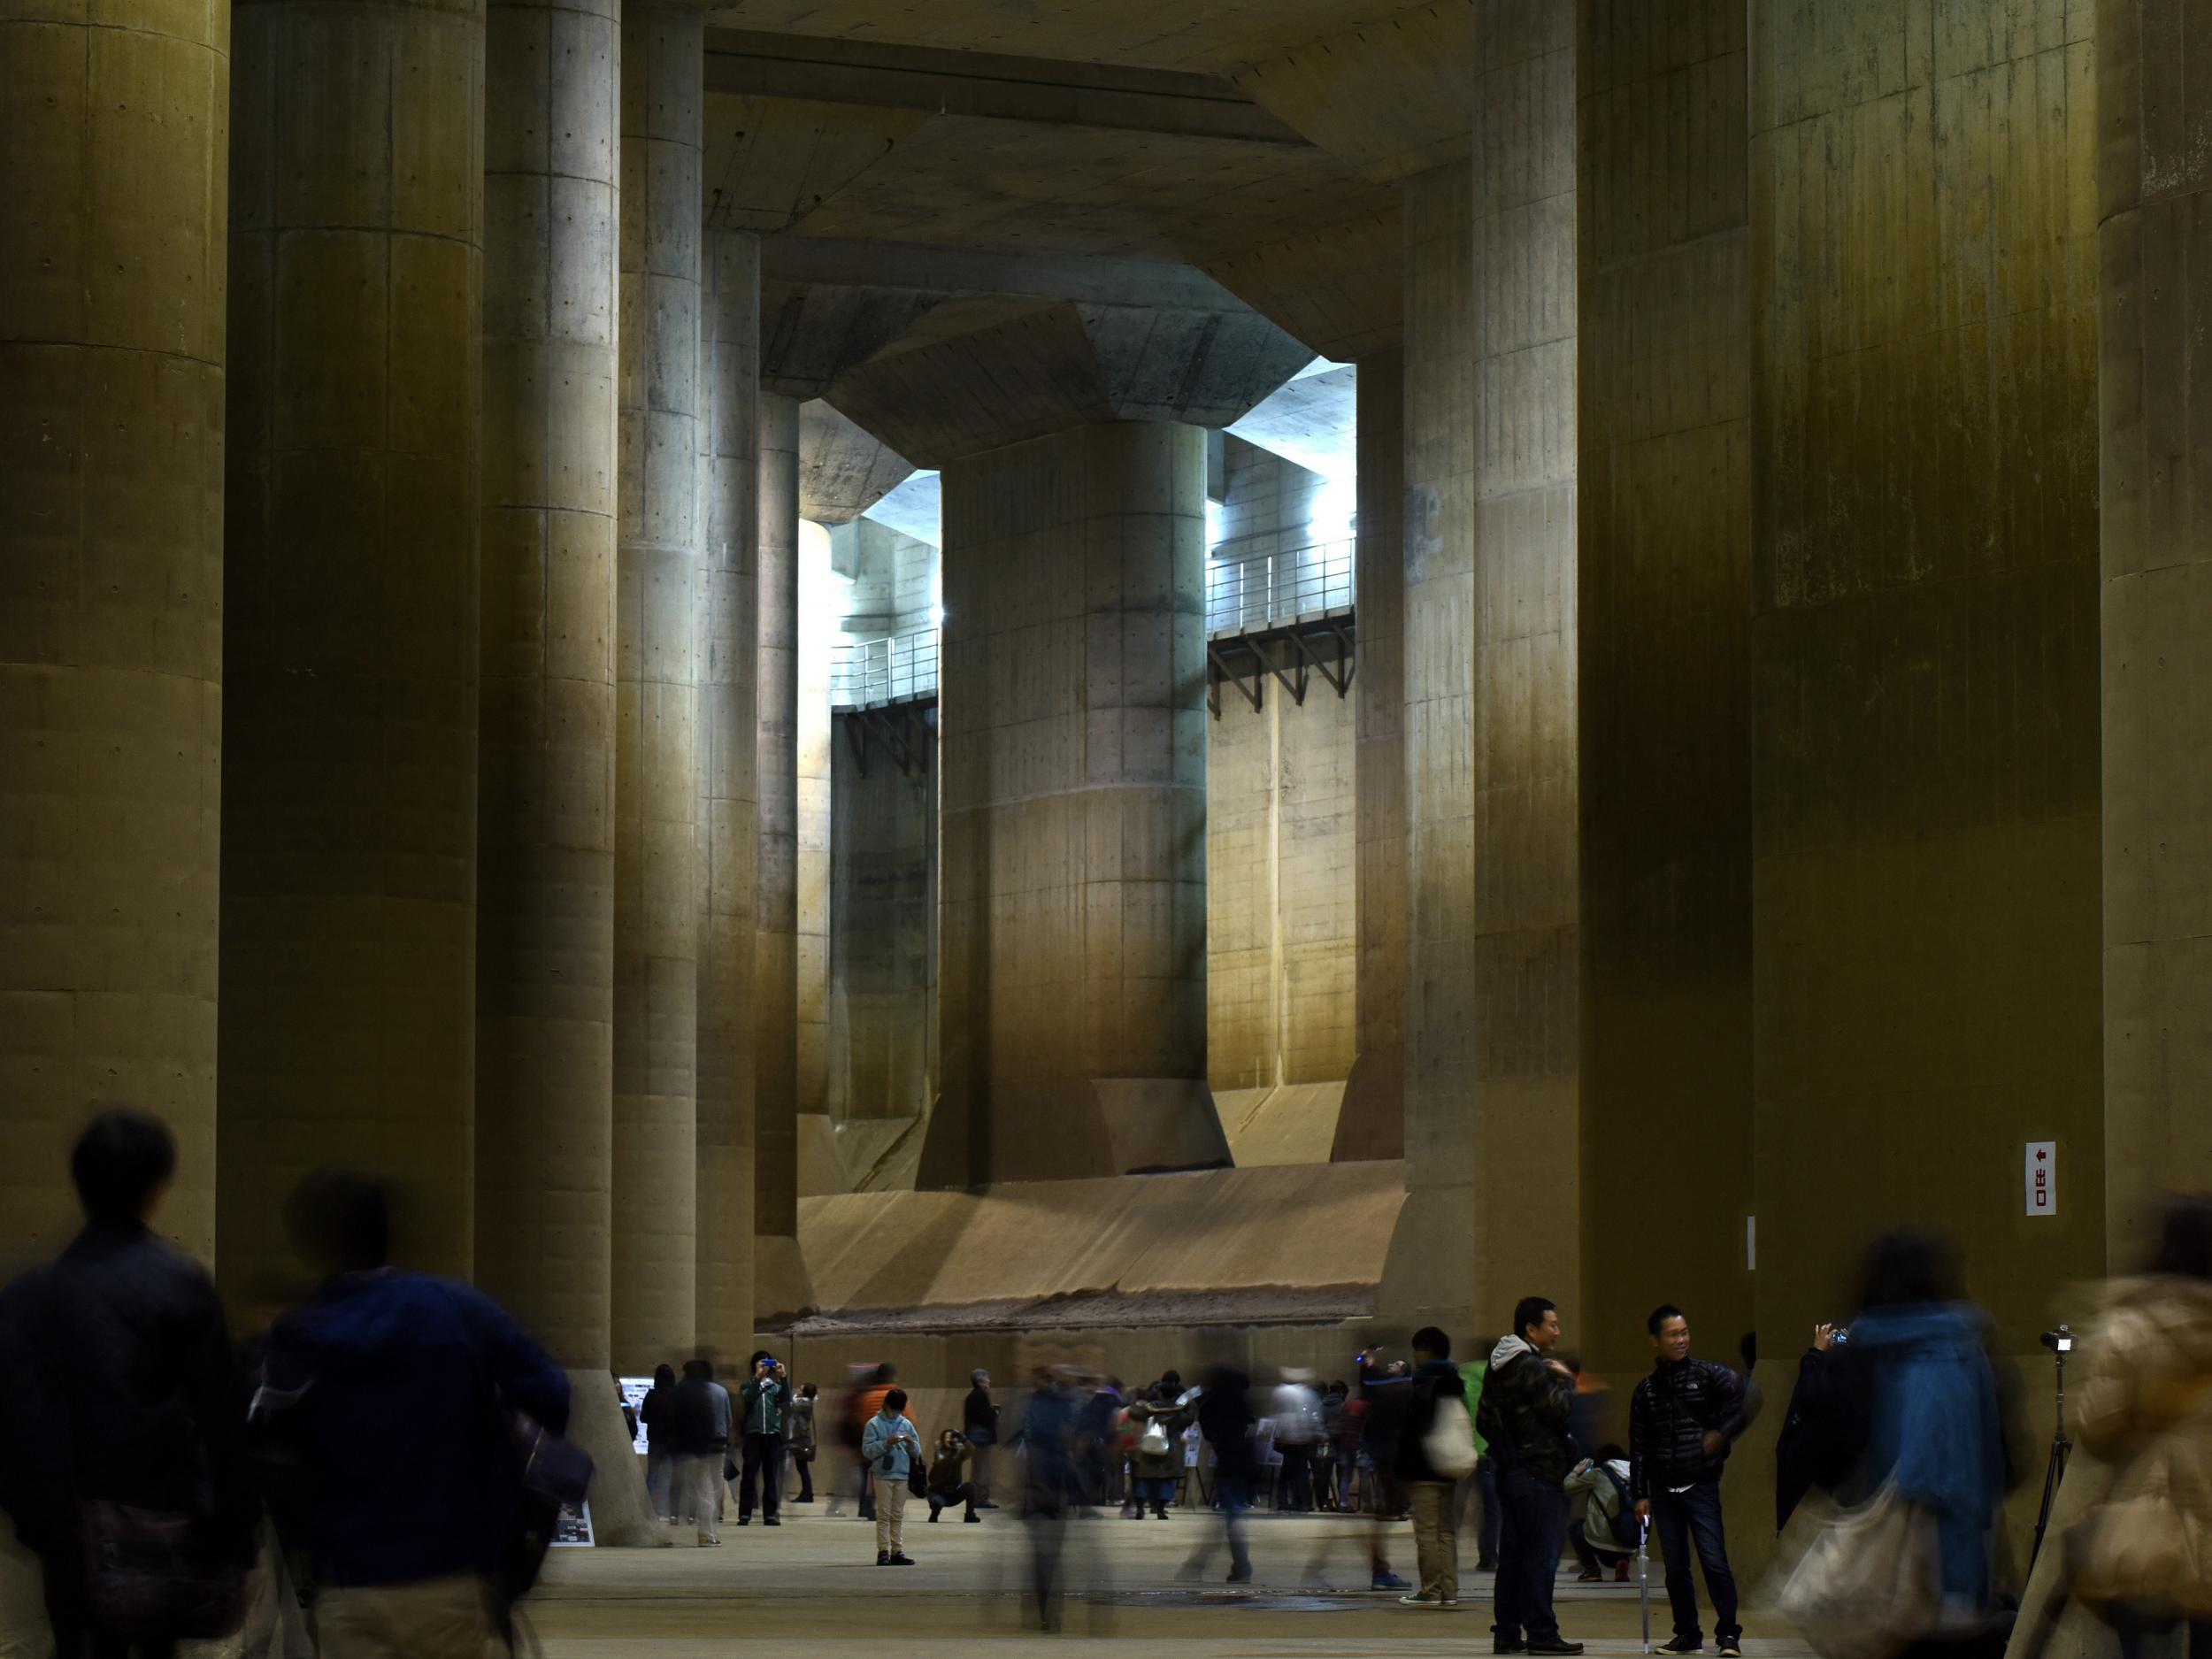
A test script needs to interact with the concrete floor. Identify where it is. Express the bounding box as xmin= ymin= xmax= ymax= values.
xmin=527 ymin=1504 xmax=1816 ymax=1658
